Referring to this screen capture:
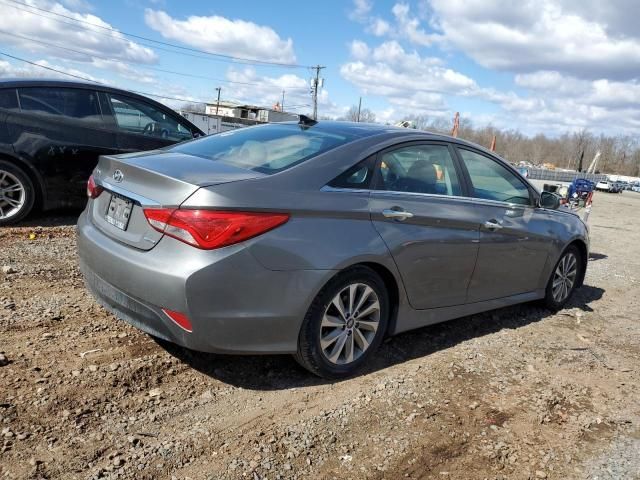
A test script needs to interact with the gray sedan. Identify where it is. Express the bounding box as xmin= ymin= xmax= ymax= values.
xmin=78 ymin=120 xmax=589 ymax=378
